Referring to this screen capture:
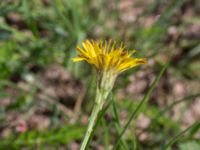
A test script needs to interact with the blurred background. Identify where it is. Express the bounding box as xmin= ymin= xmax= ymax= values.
xmin=0 ymin=0 xmax=200 ymax=149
